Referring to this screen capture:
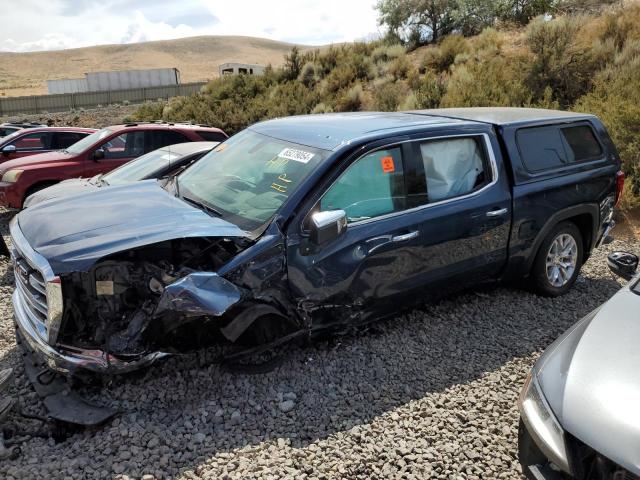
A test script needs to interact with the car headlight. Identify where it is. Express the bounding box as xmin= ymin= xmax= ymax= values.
xmin=519 ymin=371 xmax=570 ymax=473
xmin=2 ymin=169 xmax=23 ymax=183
